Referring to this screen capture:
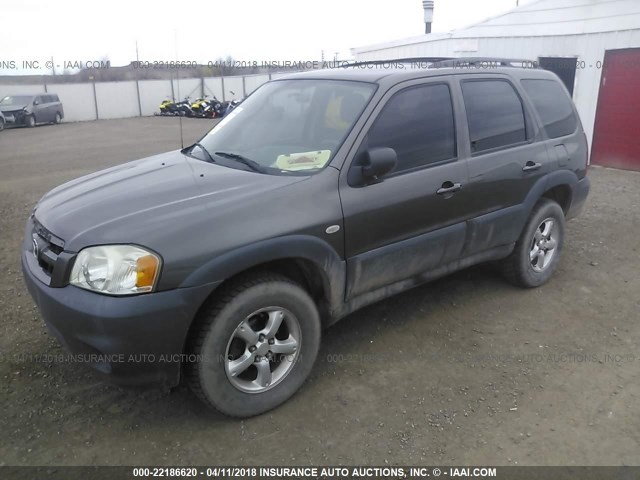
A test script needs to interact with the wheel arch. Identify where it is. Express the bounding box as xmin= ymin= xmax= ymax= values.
xmin=524 ymin=170 xmax=579 ymax=217
xmin=181 ymin=235 xmax=346 ymax=324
